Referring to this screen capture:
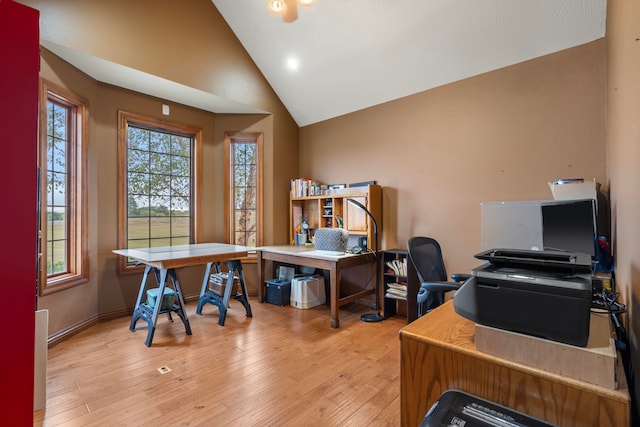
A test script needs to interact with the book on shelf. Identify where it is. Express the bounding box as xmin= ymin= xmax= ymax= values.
xmin=387 ymin=282 xmax=407 ymax=292
xmin=385 ymin=292 xmax=407 ymax=300
xmin=291 ymin=178 xmax=322 ymax=198
xmin=385 ymin=258 xmax=407 ymax=277
xmin=385 ymin=282 xmax=407 ymax=300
